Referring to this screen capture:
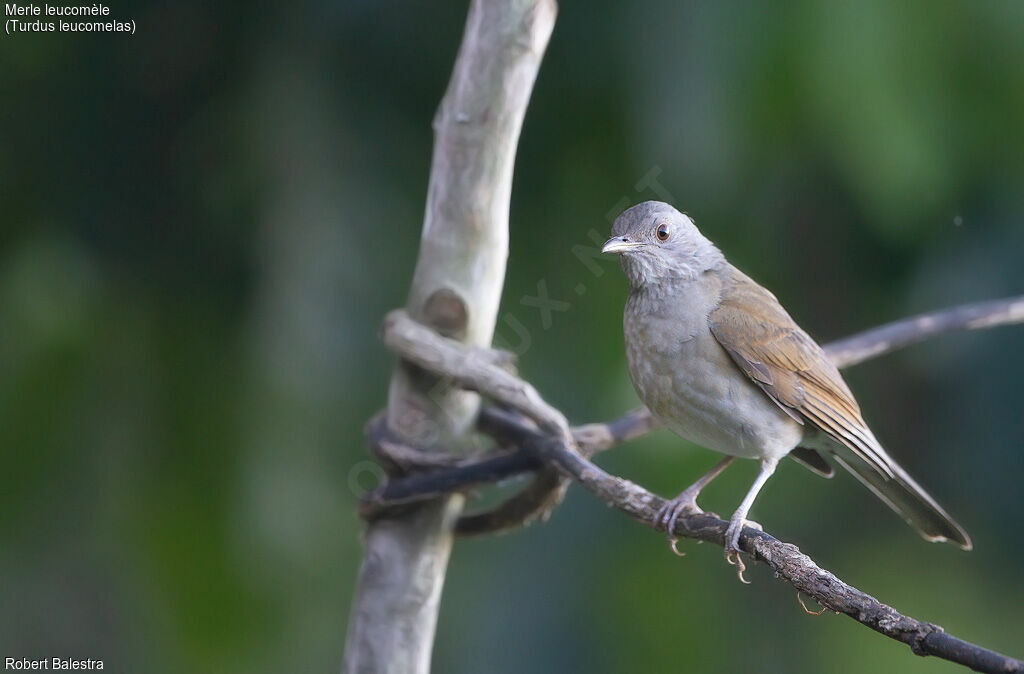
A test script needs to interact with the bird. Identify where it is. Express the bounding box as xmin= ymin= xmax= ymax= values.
xmin=601 ymin=200 xmax=971 ymax=580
